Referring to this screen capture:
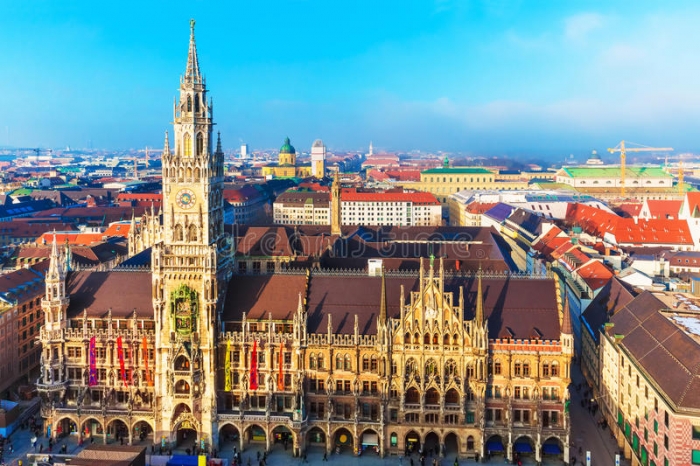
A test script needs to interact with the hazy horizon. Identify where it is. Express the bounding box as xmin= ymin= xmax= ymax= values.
xmin=2 ymin=1 xmax=699 ymax=155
